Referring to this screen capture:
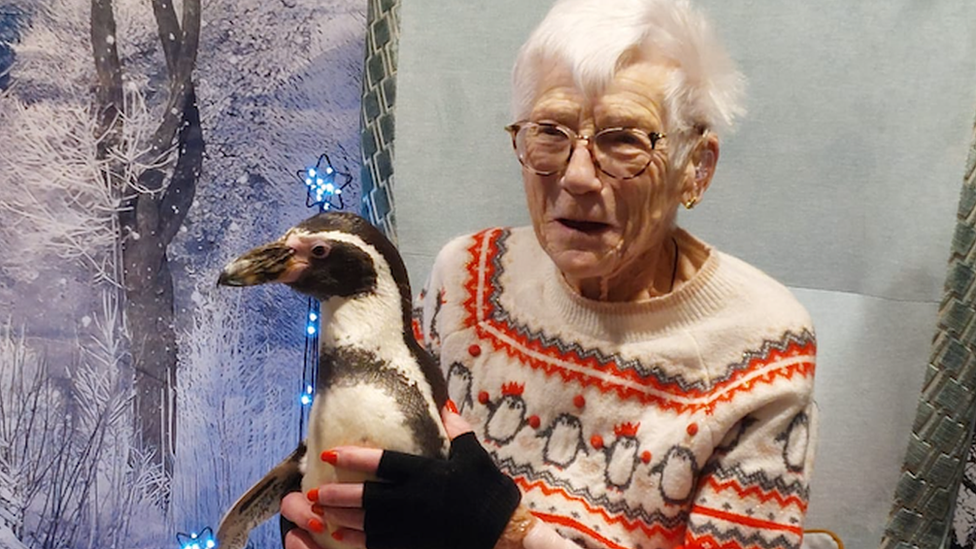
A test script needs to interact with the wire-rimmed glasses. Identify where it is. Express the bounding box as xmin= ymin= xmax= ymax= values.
xmin=504 ymin=121 xmax=666 ymax=180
